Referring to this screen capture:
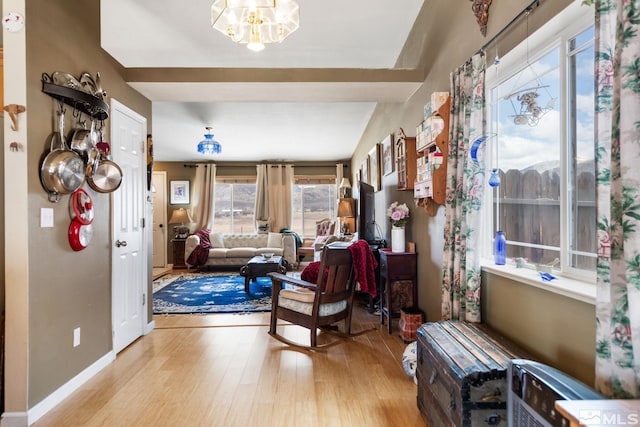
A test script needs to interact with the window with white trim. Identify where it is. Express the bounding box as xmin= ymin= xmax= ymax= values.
xmin=483 ymin=3 xmax=595 ymax=281
xmin=213 ymin=178 xmax=256 ymax=234
xmin=291 ymin=176 xmax=337 ymax=237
